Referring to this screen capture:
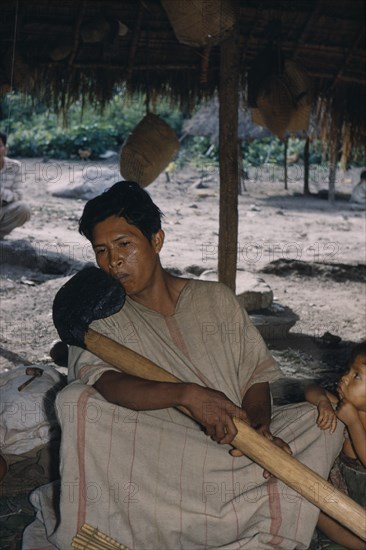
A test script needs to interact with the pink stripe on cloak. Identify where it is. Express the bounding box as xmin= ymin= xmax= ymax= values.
xmin=267 ymin=478 xmax=284 ymax=546
xmin=76 ymin=385 xmax=97 ymax=532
